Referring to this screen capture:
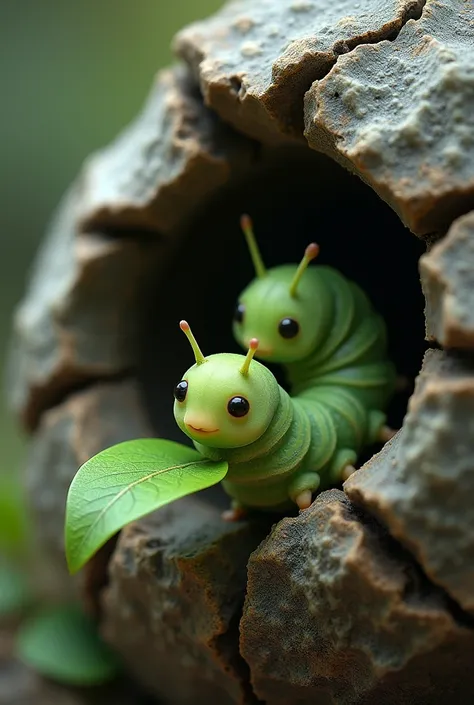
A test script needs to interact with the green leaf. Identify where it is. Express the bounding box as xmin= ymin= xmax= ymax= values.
xmin=0 ymin=562 xmax=32 ymax=616
xmin=65 ymin=438 xmax=228 ymax=574
xmin=16 ymin=605 xmax=119 ymax=685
